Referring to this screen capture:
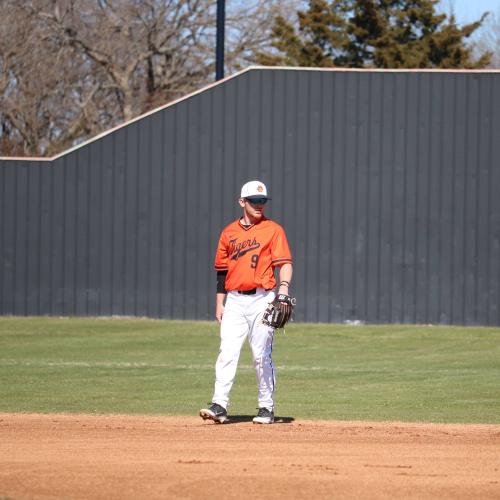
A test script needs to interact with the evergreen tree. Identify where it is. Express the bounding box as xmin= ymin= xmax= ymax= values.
xmin=257 ymin=0 xmax=491 ymax=68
